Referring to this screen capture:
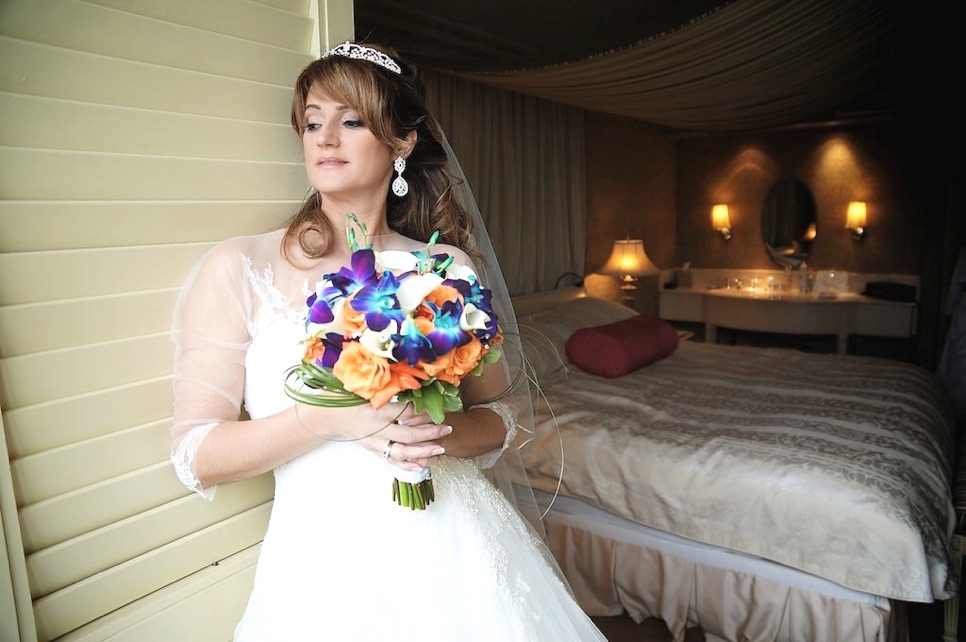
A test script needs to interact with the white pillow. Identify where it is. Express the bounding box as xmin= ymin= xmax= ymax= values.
xmin=532 ymin=296 xmax=636 ymax=331
xmin=521 ymin=296 xmax=638 ymax=368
